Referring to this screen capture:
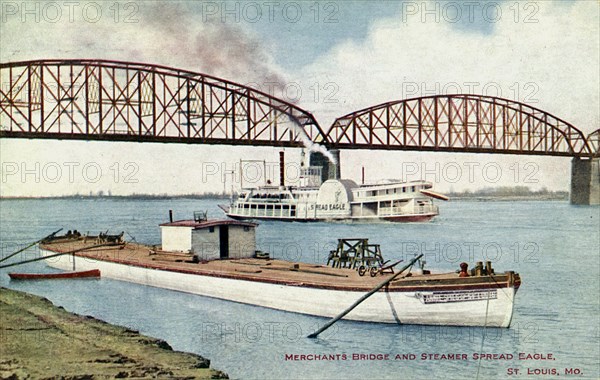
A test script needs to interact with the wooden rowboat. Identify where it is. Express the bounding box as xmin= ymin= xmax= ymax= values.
xmin=8 ymin=269 xmax=100 ymax=280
